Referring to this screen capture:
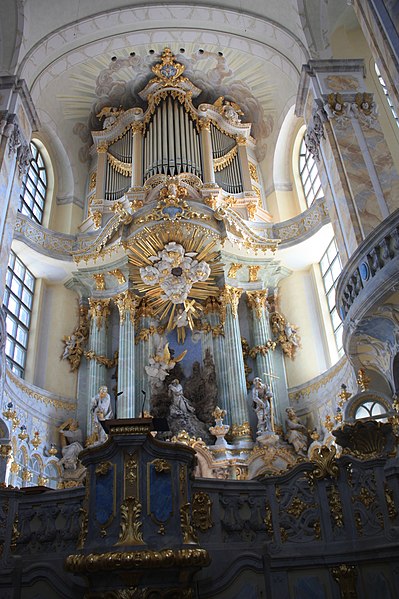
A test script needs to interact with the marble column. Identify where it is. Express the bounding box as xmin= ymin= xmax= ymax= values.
xmin=199 ymin=120 xmax=215 ymax=185
xmin=246 ymin=290 xmax=288 ymax=428
xmin=87 ymin=298 xmax=111 ymax=435
xmin=219 ymin=286 xmax=251 ymax=441
xmin=114 ymin=290 xmax=138 ymax=418
xmin=204 ymin=299 xmax=229 ymax=415
xmin=134 ymin=300 xmax=156 ymax=414
xmin=296 ymin=60 xmax=399 ymax=259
